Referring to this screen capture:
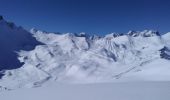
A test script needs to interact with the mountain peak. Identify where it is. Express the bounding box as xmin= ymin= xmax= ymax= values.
xmin=30 ymin=28 xmax=39 ymax=34
xmin=140 ymin=30 xmax=160 ymax=37
xmin=105 ymin=32 xmax=123 ymax=38
xmin=30 ymin=28 xmax=49 ymax=35
xmin=74 ymin=32 xmax=86 ymax=37
xmin=0 ymin=16 xmax=18 ymax=29
xmin=127 ymin=30 xmax=160 ymax=37
xmin=127 ymin=30 xmax=138 ymax=37
xmin=0 ymin=21 xmax=42 ymax=73
xmin=79 ymin=32 xmax=86 ymax=37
